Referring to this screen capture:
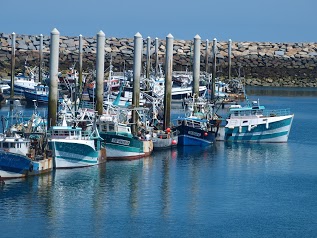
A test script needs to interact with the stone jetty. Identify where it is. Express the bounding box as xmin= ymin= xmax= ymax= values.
xmin=0 ymin=32 xmax=317 ymax=87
